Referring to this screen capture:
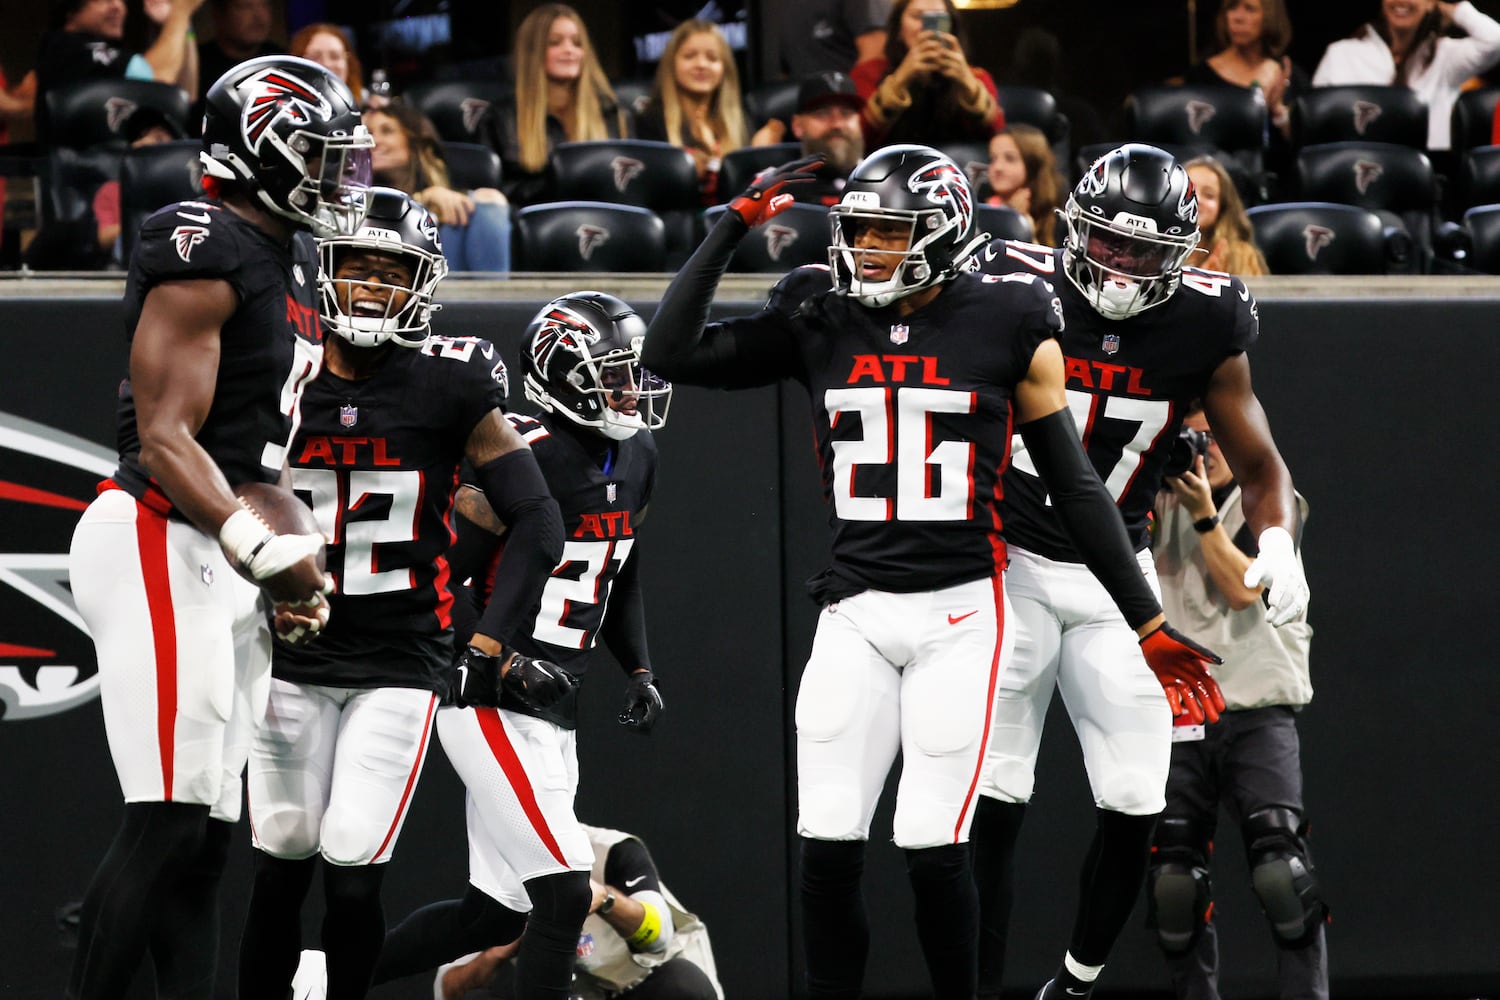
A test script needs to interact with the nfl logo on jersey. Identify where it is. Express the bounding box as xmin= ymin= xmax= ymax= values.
xmin=340 ymin=404 xmax=358 ymax=428
xmin=1102 ymin=333 xmax=1121 ymax=356
xmin=890 ymin=323 xmax=909 ymax=345
xmin=606 ymin=483 xmax=618 ymax=503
